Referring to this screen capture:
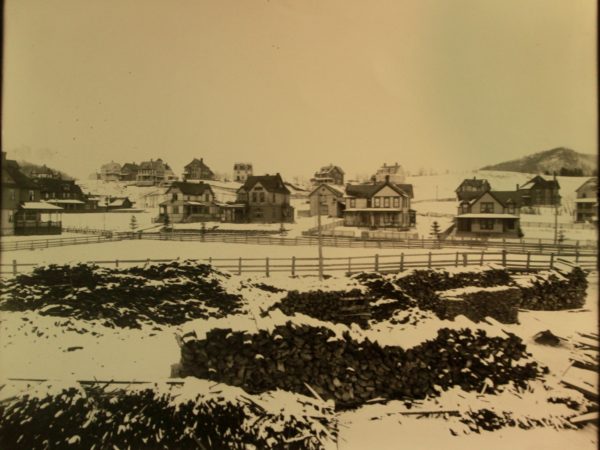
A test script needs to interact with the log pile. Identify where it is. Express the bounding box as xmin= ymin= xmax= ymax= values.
xmin=512 ymin=267 xmax=588 ymax=310
xmin=264 ymin=289 xmax=371 ymax=328
xmin=0 ymin=380 xmax=337 ymax=450
xmin=0 ymin=261 xmax=243 ymax=328
xmin=179 ymin=323 xmax=541 ymax=410
xmin=437 ymin=286 xmax=521 ymax=324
